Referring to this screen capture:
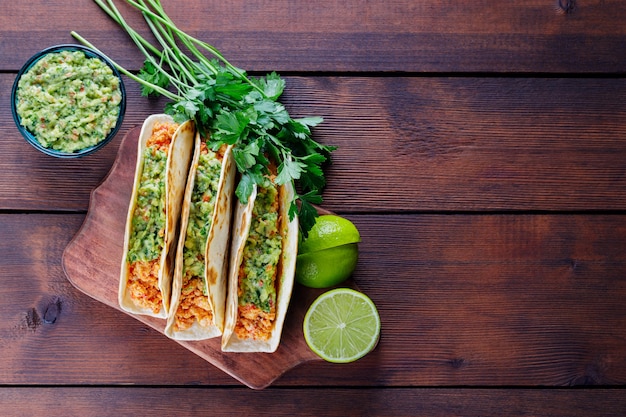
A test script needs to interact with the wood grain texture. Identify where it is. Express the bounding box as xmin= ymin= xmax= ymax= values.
xmin=4 ymin=74 xmax=626 ymax=212
xmin=0 ymin=388 xmax=625 ymax=417
xmin=2 ymin=0 xmax=626 ymax=73
xmin=61 ymin=127 xmax=325 ymax=389
xmin=2 ymin=0 xmax=626 ymax=408
xmin=3 ymin=209 xmax=625 ymax=386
